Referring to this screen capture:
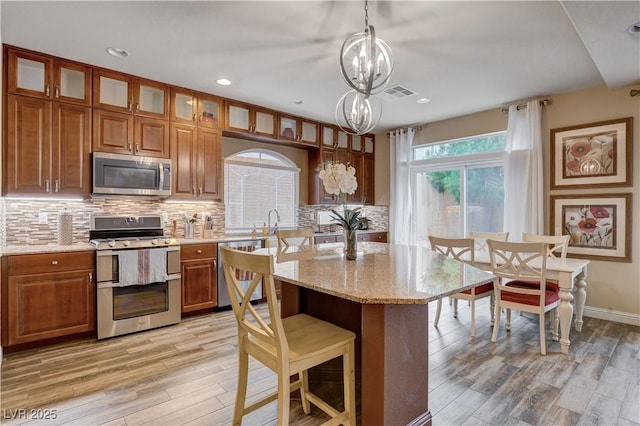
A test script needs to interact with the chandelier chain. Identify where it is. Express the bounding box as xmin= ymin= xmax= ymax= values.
xmin=364 ymin=0 xmax=369 ymax=28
